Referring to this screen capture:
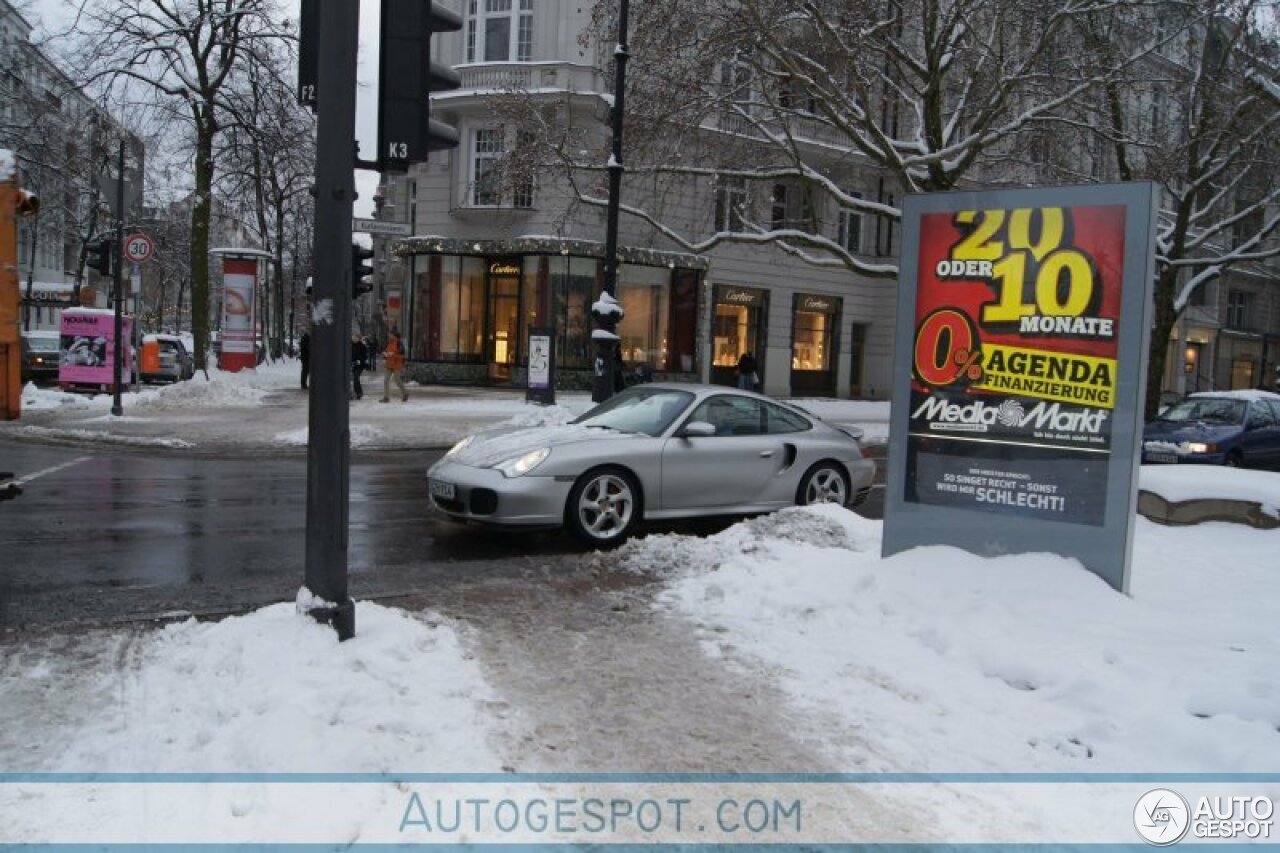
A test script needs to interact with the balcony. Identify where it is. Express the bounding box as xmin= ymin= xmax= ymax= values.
xmin=454 ymin=62 xmax=606 ymax=96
